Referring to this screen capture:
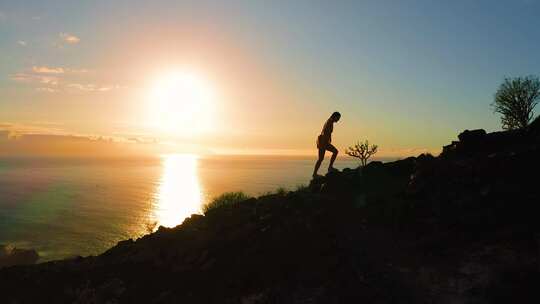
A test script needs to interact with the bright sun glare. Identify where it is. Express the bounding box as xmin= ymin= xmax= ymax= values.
xmin=154 ymin=154 xmax=202 ymax=228
xmin=149 ymin=71 xmax=215 ymax=135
